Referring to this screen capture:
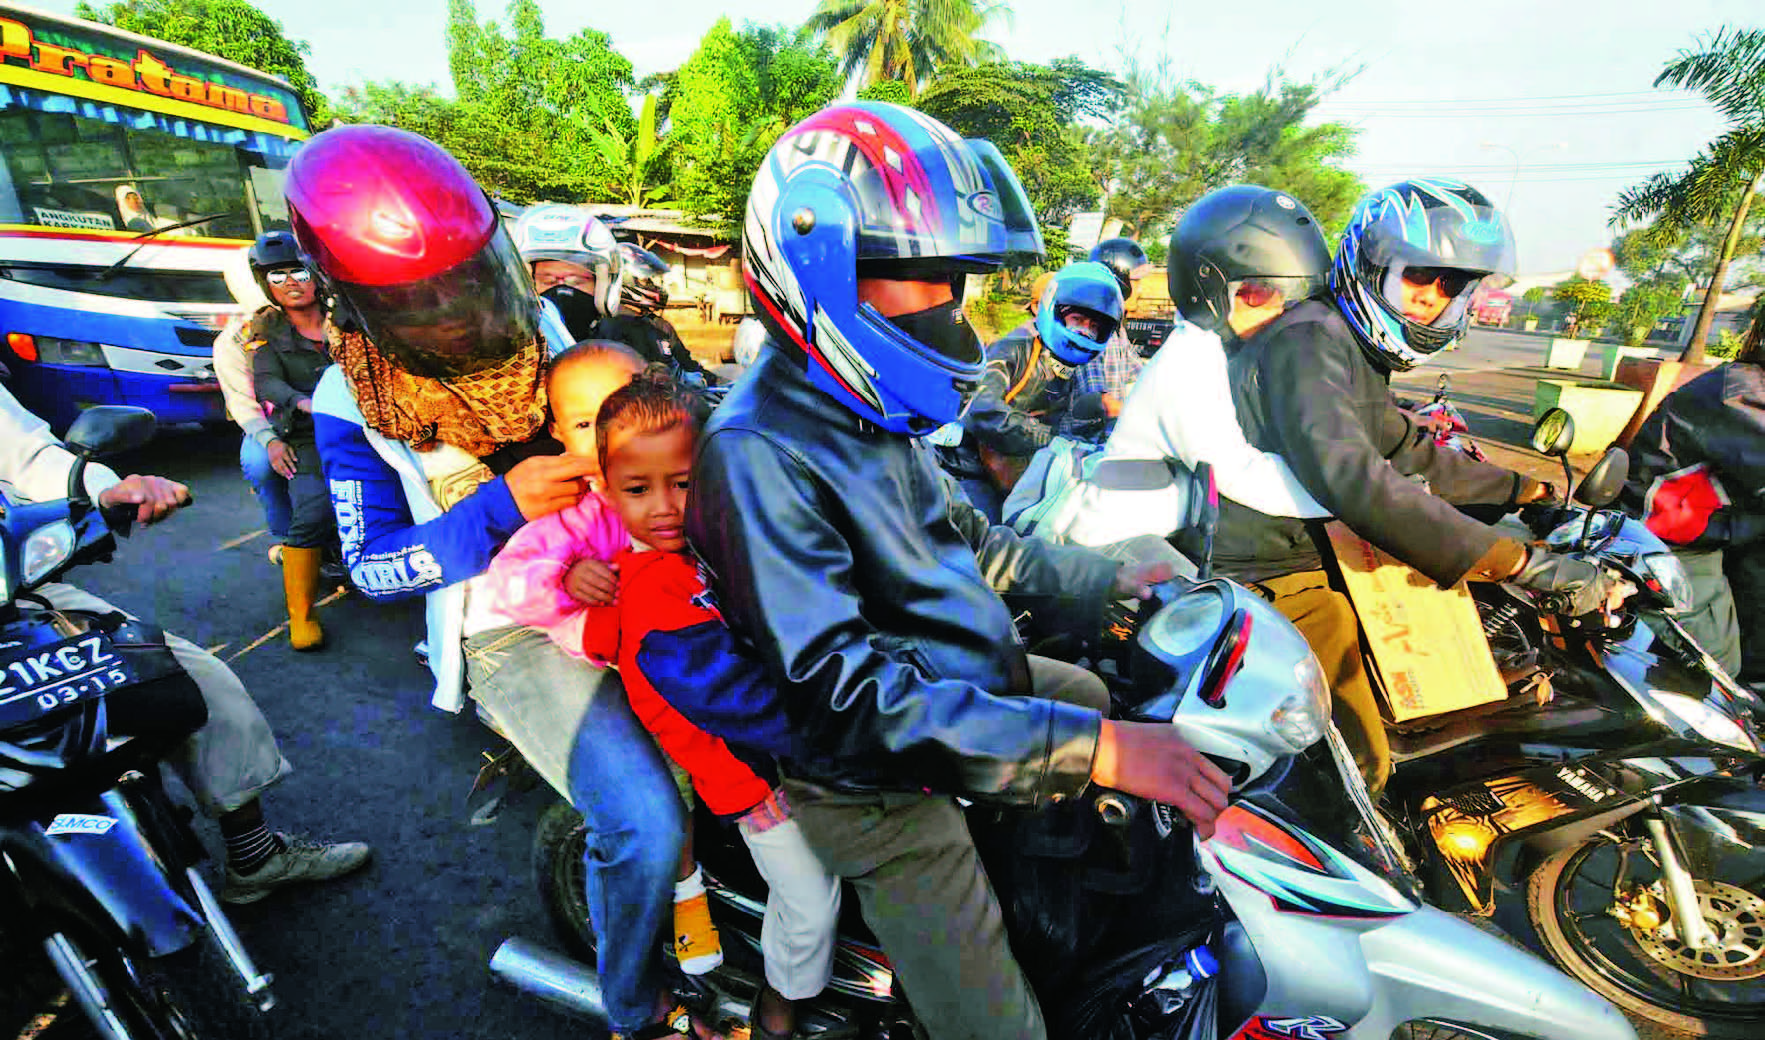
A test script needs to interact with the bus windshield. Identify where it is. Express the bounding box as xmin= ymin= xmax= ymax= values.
xmin=0 ymin=7 xmax=307 ymax=244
